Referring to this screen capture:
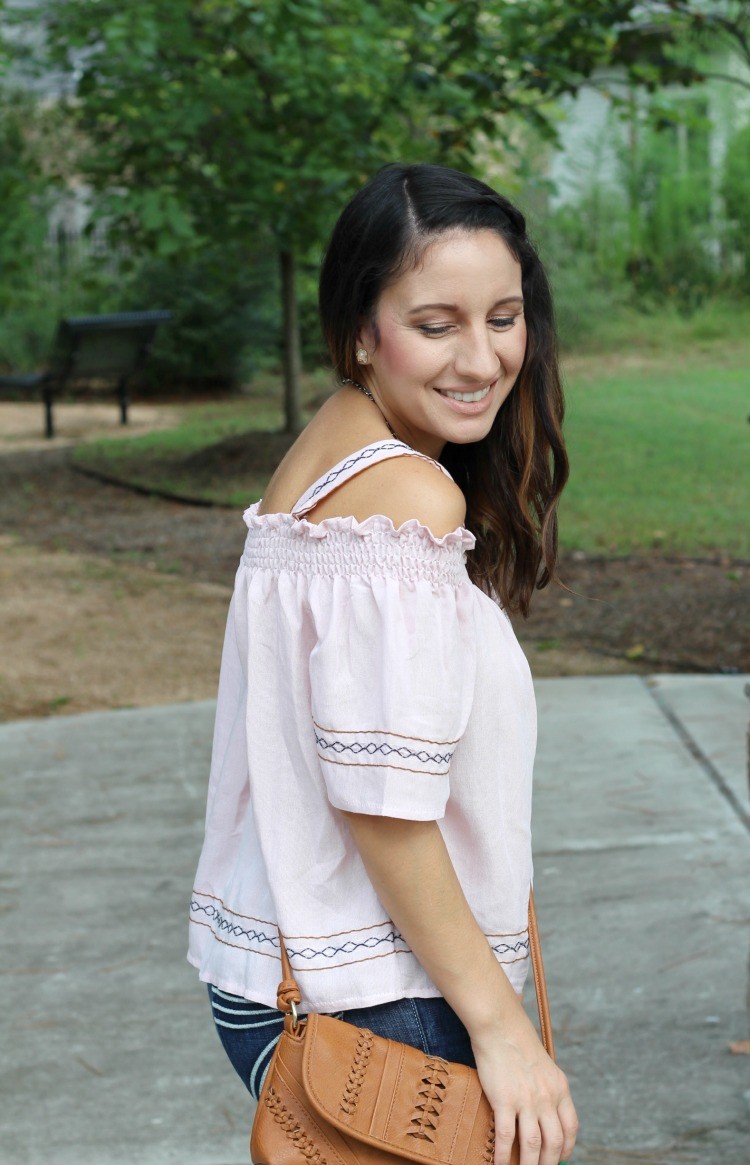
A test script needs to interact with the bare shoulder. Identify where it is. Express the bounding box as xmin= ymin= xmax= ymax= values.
xmin=306 ymin=454 xmax=467 ymax=538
